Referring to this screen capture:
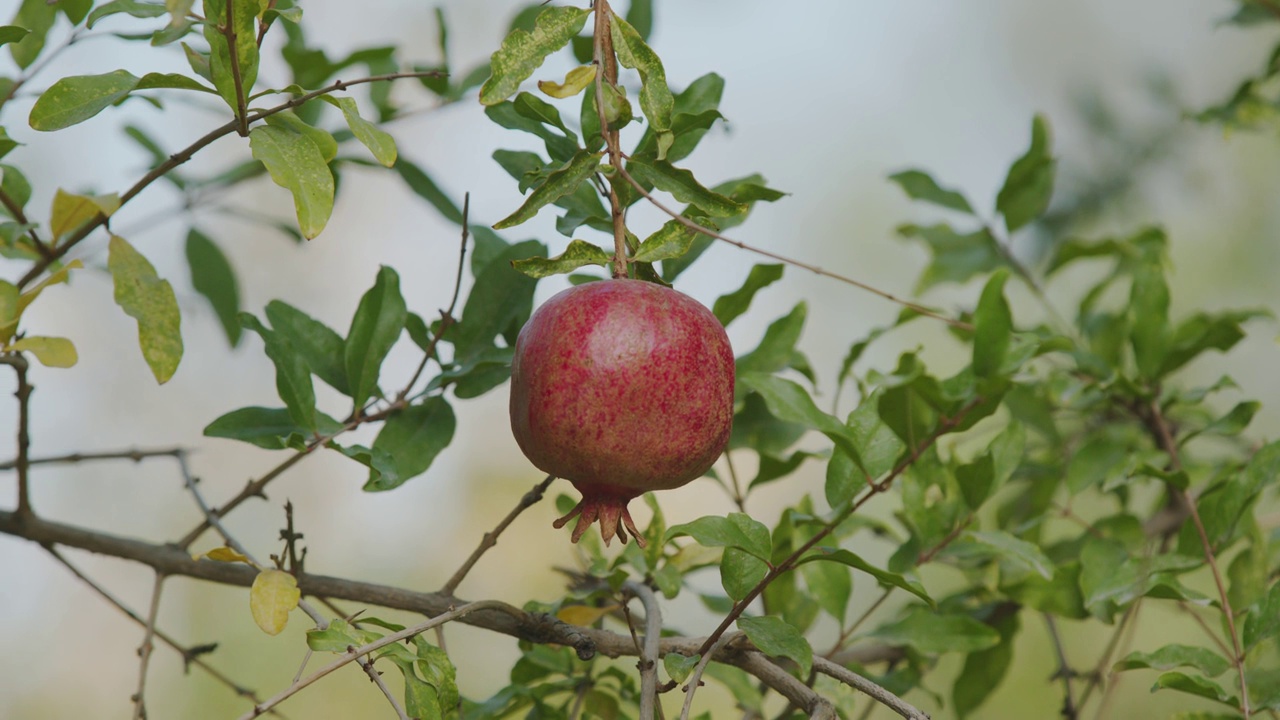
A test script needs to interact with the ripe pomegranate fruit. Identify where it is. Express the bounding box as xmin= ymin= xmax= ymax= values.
xmin=509 ymin=279 xmax=735 ymax=547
